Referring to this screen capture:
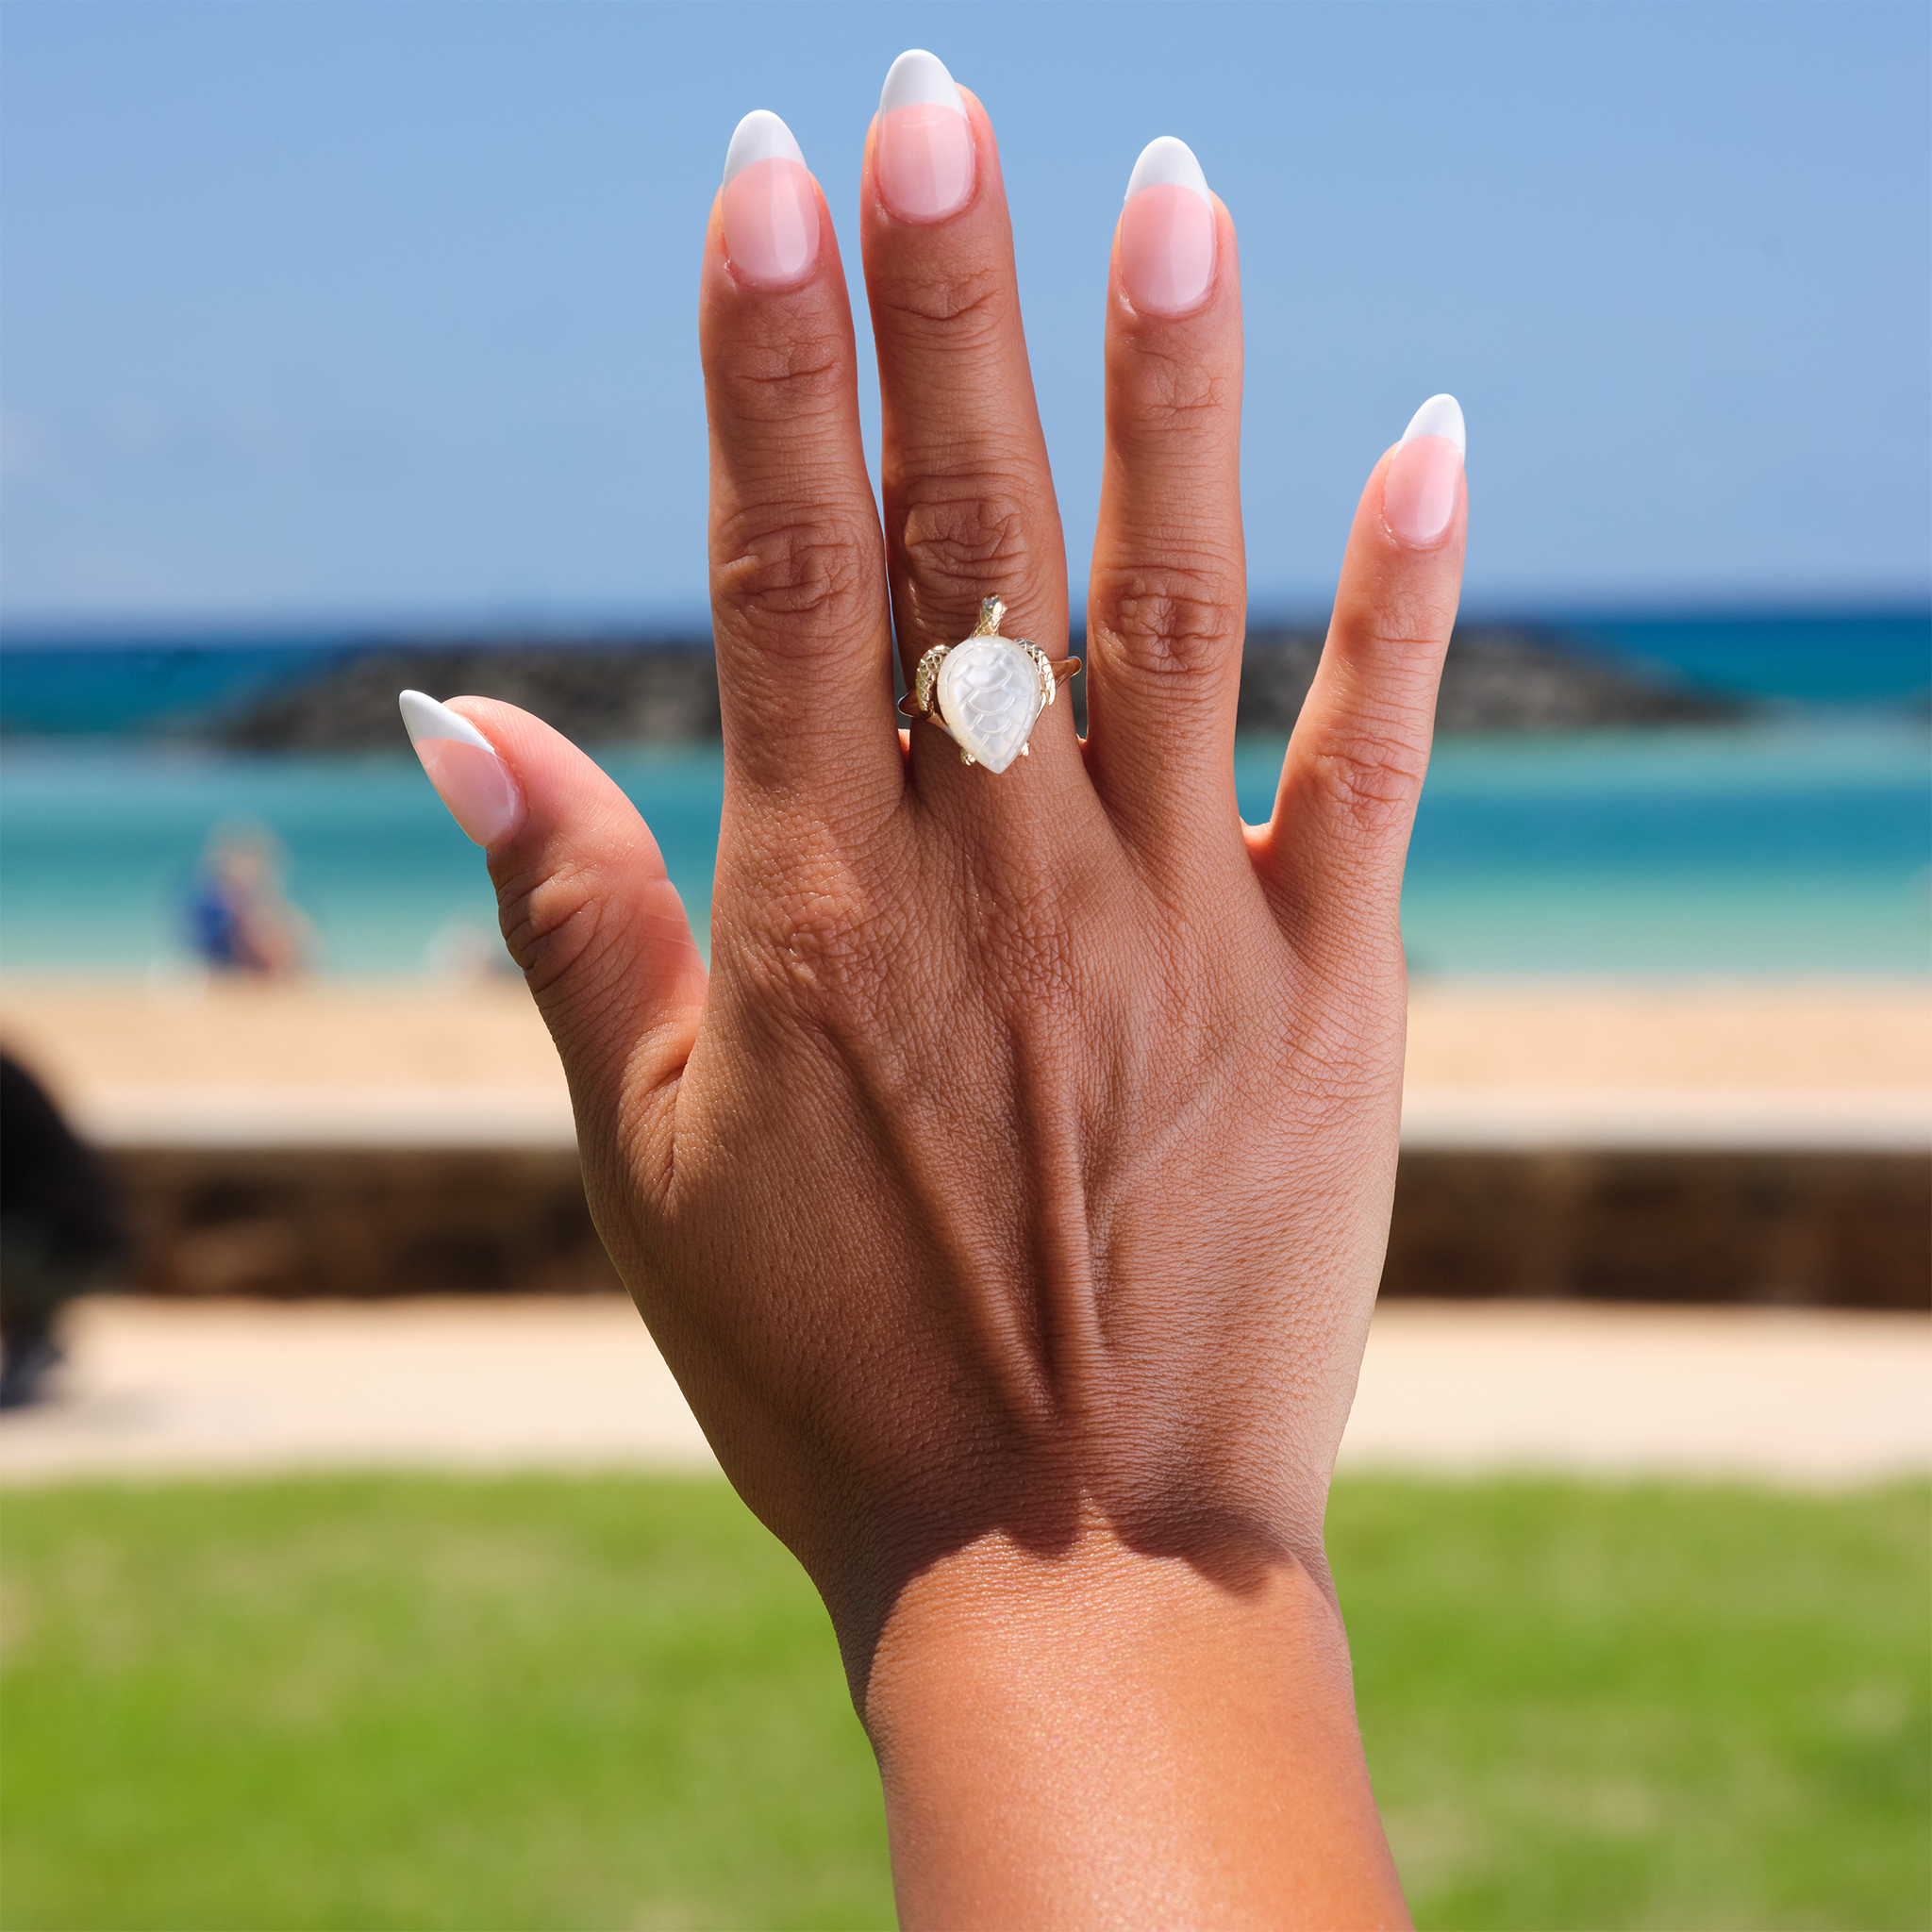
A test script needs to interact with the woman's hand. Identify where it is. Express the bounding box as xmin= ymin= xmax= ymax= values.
xmin=404 ymin=49 xmax=1464 ymax=1929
